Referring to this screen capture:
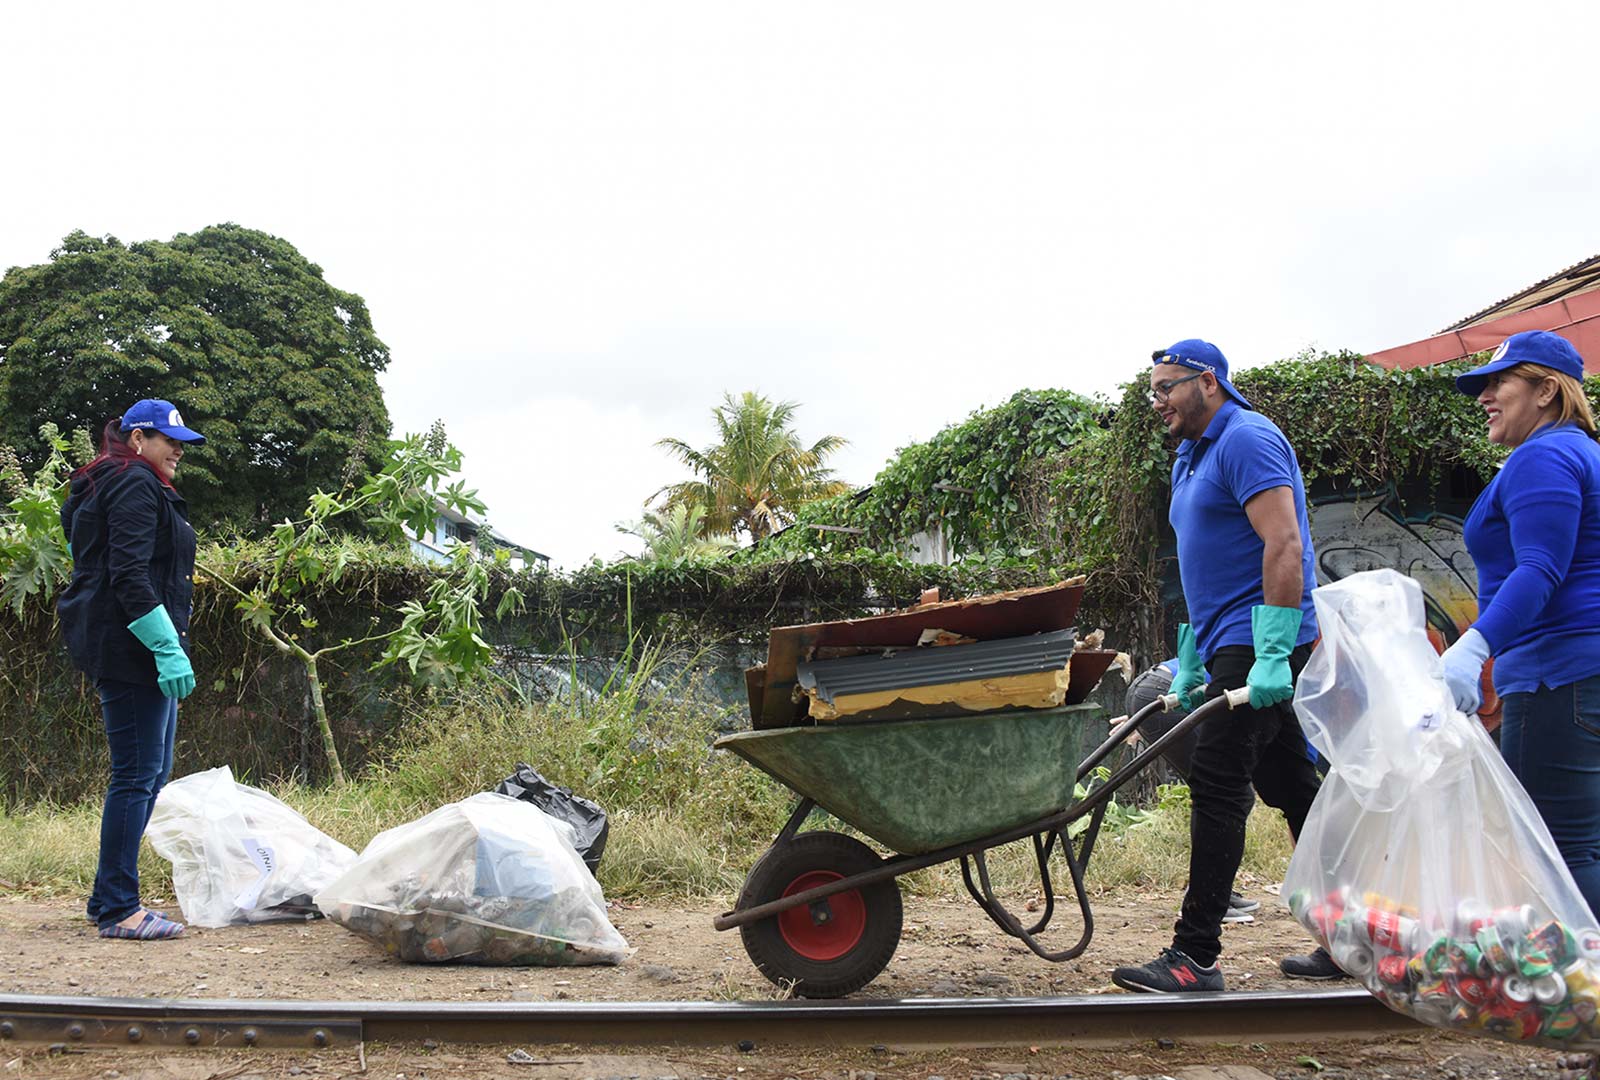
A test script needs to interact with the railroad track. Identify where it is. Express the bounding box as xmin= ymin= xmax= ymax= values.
xmin=0 ymin=989 xmax=1416 ymax=1051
